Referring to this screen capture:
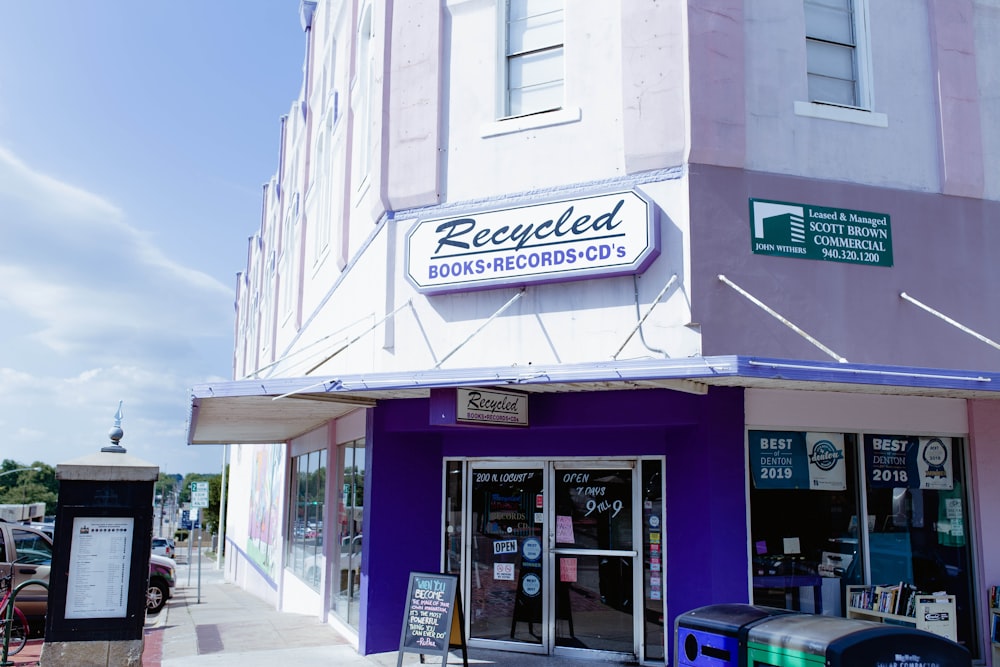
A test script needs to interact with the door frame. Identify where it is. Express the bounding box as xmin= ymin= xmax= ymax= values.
xmin=549 ymin=459 xmax=641 ymax=661
xmin=465 ymin=460 xmax=548 ymax=655
xmin=458 ymin=457 xmax=647 ymax=660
